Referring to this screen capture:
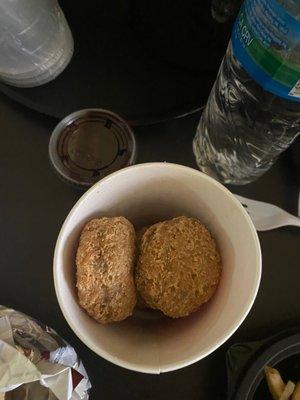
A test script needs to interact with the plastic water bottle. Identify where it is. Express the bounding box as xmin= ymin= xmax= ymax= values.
xmin=194 ymin=0 xmax=300 ymax=185
xmin=0 ymin=0 xmax=73 ymax=87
